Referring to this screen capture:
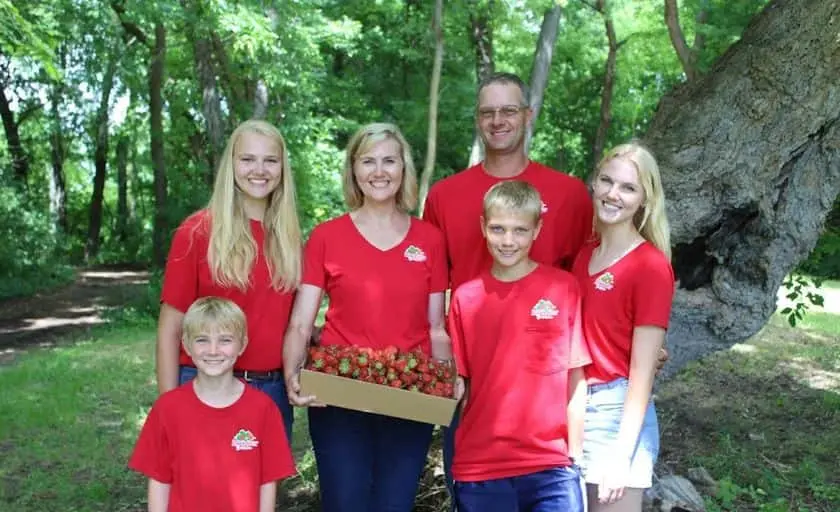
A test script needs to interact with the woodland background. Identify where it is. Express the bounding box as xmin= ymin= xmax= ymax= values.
xmin=1 ymin=1 xmax=839 ymax=511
